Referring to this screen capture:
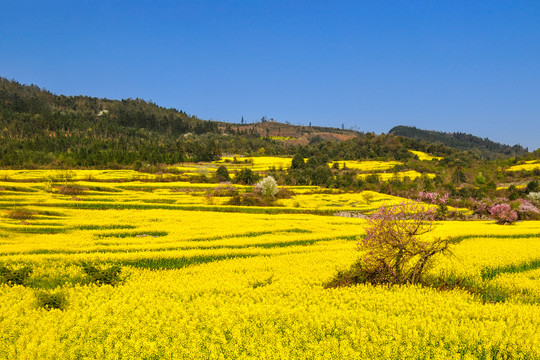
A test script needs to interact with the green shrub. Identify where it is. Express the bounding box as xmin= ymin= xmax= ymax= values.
xmin=527 ymin=179 xmax=539 ymax=193
xmin=361 ymin=192 xmax=375 ymax=204
xmin=36 ymin=290 xmax=68 ymax=310
xmin=227 ymin=193 xmax=270 ymax=206
xmin=290 ymin=154 xmax=305 ymax=169
xmin=325 ymin=259 xmax=367 ymax=288
xmin=0 ymin=265 xmax=33 ymax=286
xmin=234 ymin=168 xmax=258 ymax=185
xmin=215 ymin=165 xmax=230 ymax=182
xmin=275 ymin=188 xmax=294 ymax=199
xmin=80 ymin=262 xmax=122 ymax=286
